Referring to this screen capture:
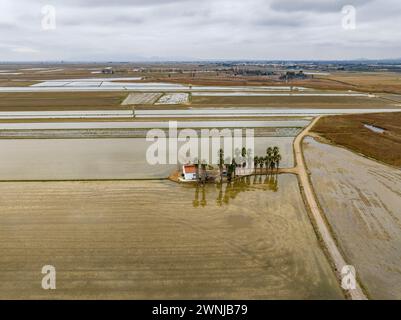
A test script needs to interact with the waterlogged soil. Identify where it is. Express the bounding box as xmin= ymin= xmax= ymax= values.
xmin=303 ymin=137 xmax=401 ymax=299
xmin=0 ymin=176 xmax=343 ymax=299
xmin=0 ymin=137 xmax=295 ymax=180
